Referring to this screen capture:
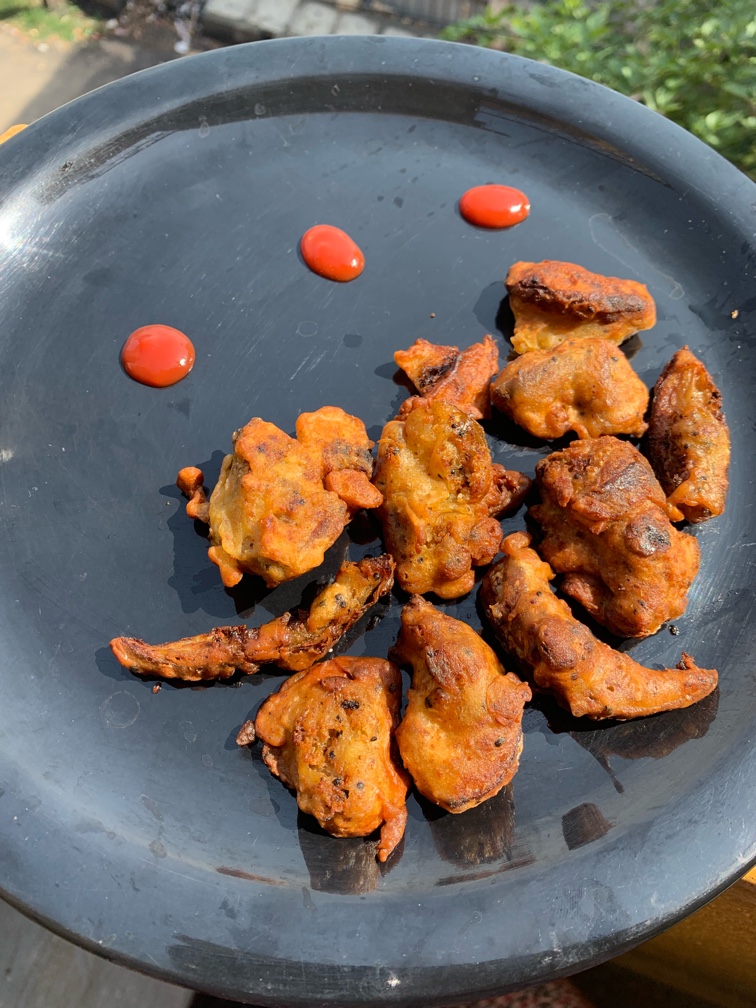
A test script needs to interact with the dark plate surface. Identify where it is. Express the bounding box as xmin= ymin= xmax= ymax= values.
xmin=0 ymin=36 xmax=754 ymax=1008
